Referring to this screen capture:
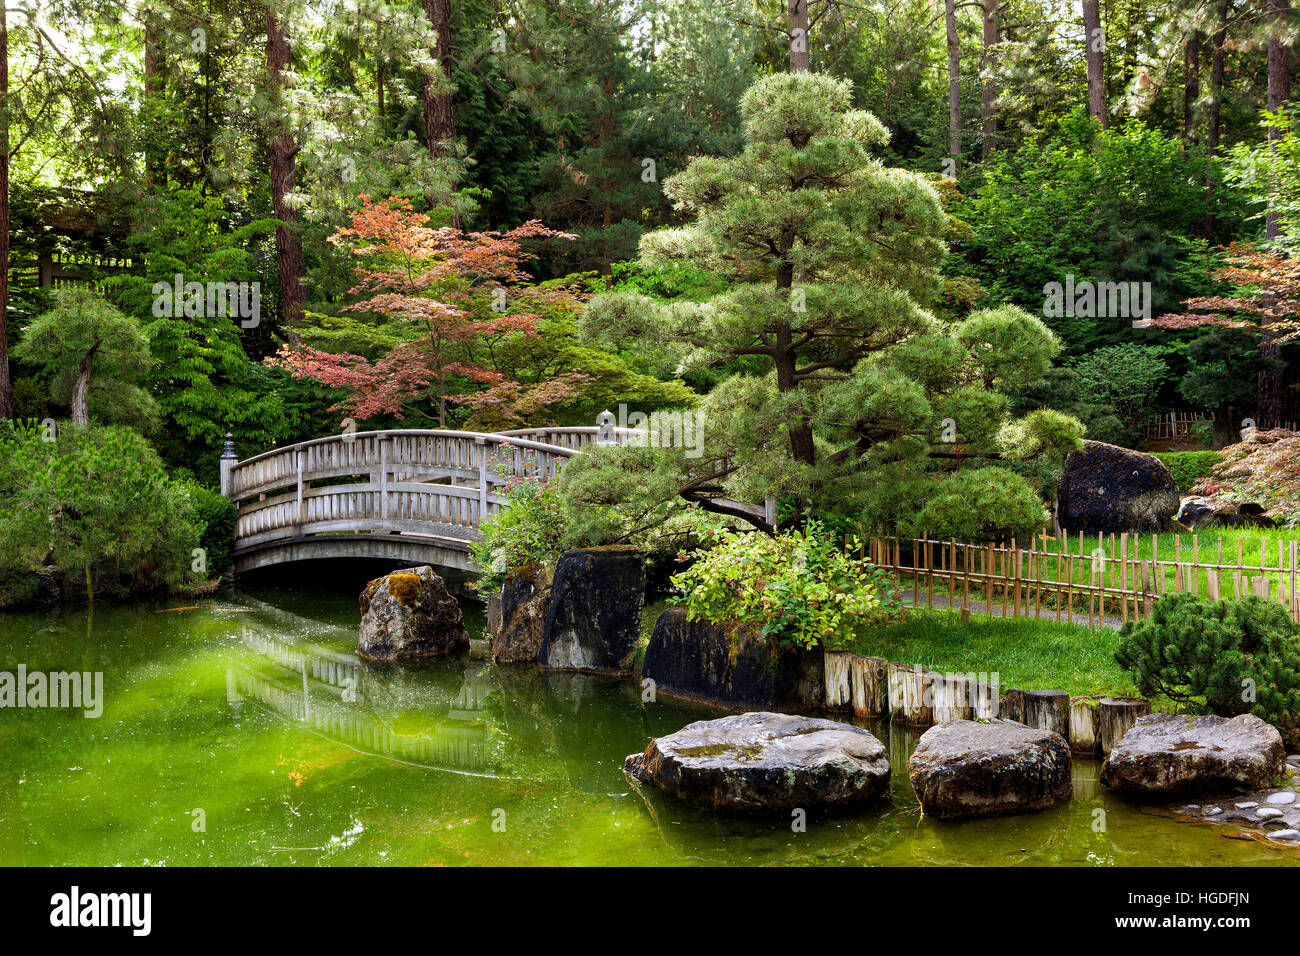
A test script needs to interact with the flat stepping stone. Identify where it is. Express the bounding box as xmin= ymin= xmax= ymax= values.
xmin=1256 ymin=807 xmax=1285 ymax=819
xmin=908 ymin=719 xmax=1072 ymax=820
xmin=1203 ymin=806 xmax=1223 ymax=816
xmin=624 ymin=712 xmax=890 ymax=814
xmin=1236 ymin=801 xmax=1260 ymax=810
xmin=1267 ymin=791 xmax=1296 ymax=805
xmin=1101 ymin=714 xmax=1286 ymax=797
xmin=1267 ymin=829 xmax=1300 ymax=842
